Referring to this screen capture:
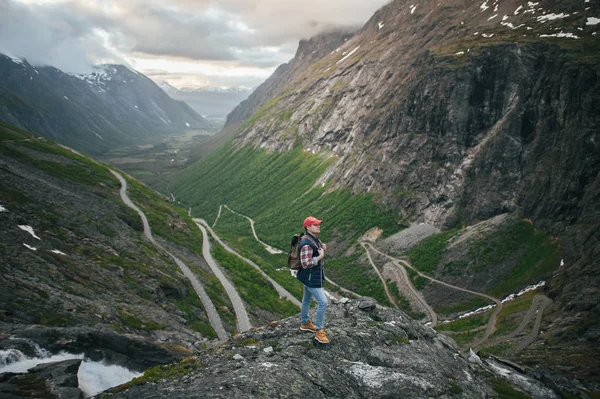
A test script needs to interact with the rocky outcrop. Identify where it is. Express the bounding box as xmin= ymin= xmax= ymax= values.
xmin=99 ymin=301 xmax=562 ymax=398
xmin=0 ymin=359 xmax=84 ymax=399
